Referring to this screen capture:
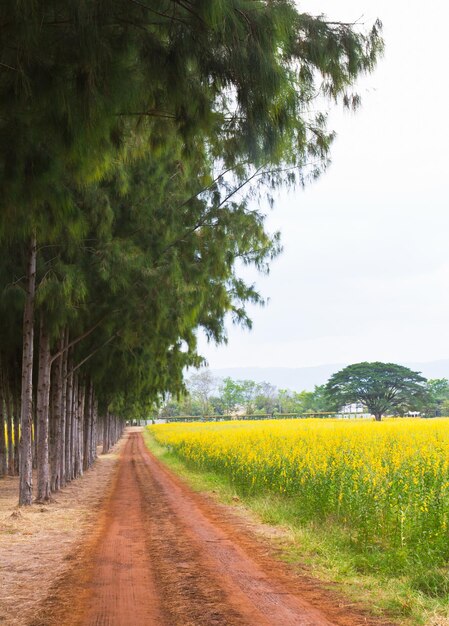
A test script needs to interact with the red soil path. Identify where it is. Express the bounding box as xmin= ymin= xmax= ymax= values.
xmin=32 ymin=430 xmax=395 ymax=626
